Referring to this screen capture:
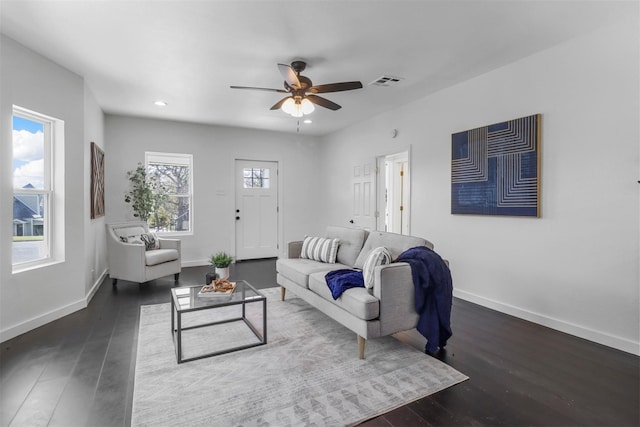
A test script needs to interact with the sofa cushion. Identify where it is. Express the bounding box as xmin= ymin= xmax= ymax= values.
xmin=308 ymin=272 xmax=380 ymax=320
xmin=354 ymin=231 xmax=432 ymax=269
xmin=325 ymin=226 xmax=368 ymax=267
xmin=300 ymin=236 xmax=340 ymax=263
xmin=276 ymin=258 xmax=350 ymax=288
xmin=145 ymin=249 xmax=179 ymax=266
xmin=362 ymin=246 xmax=392 ymax=289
